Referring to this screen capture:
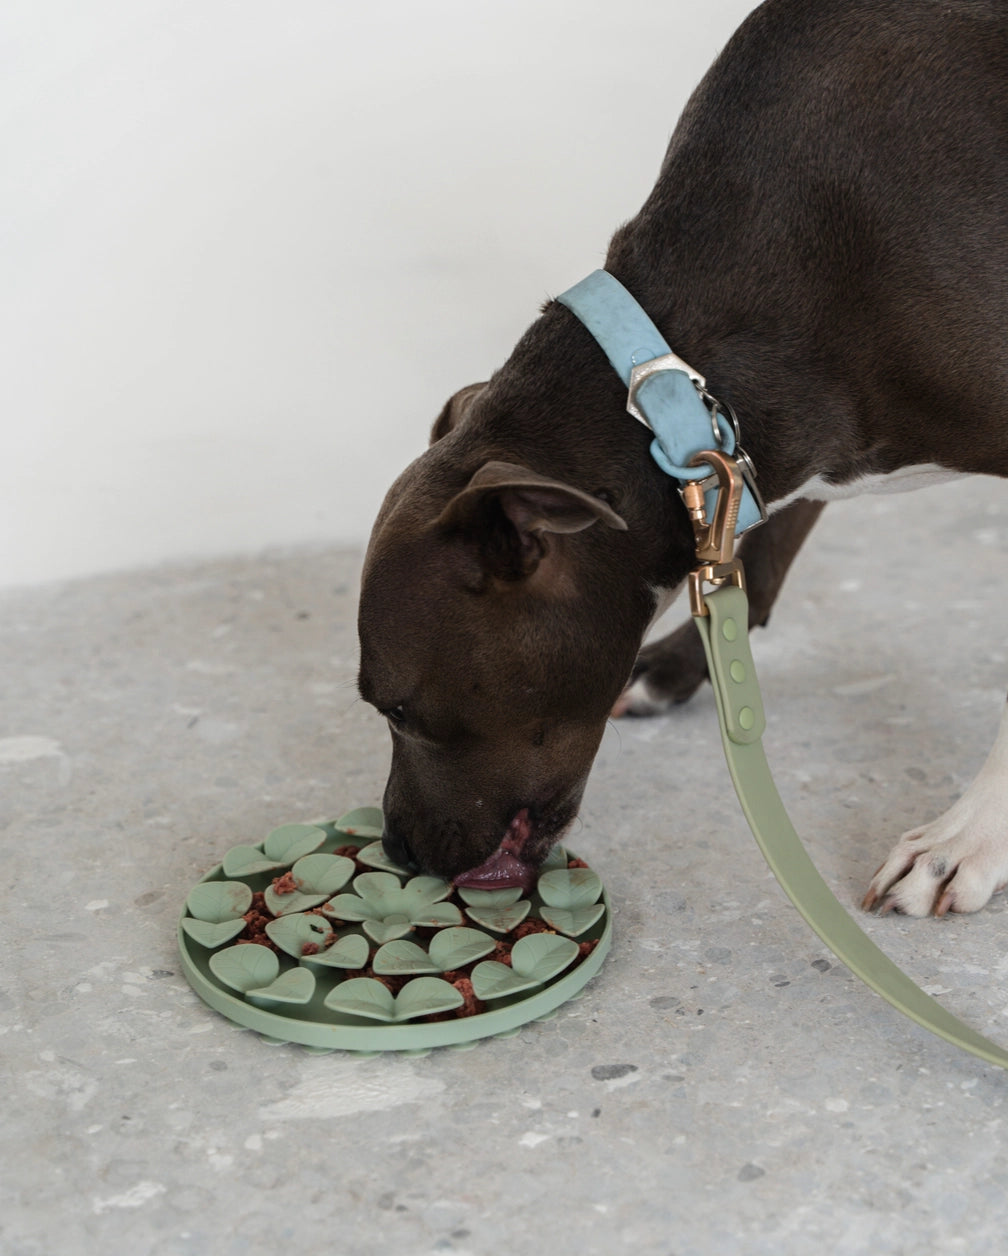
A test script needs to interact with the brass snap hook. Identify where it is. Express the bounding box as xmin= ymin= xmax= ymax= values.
xmin=683 ymin=449 xmax=747 ymax=616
